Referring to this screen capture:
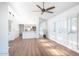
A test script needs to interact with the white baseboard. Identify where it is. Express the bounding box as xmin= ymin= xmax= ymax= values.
xmin=48 ymin=36 xmax=79 ymax=53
